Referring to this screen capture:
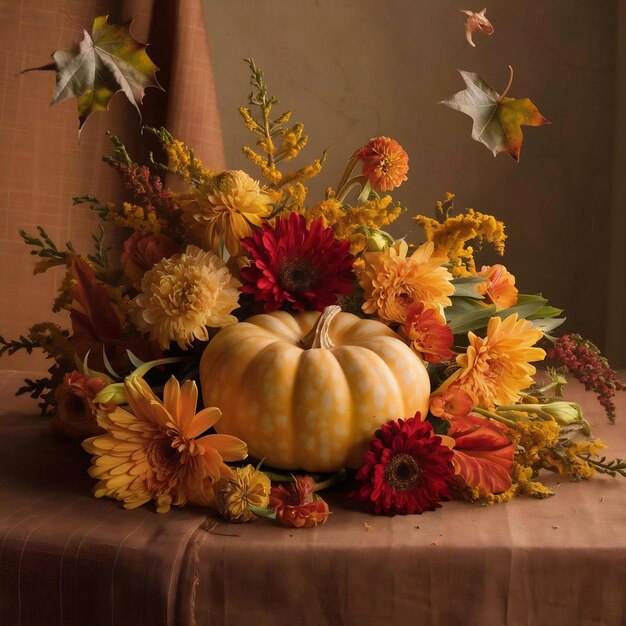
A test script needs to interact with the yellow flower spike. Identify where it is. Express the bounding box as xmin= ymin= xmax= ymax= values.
xmin=414 ymin=197 xmax=506 ymax=276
